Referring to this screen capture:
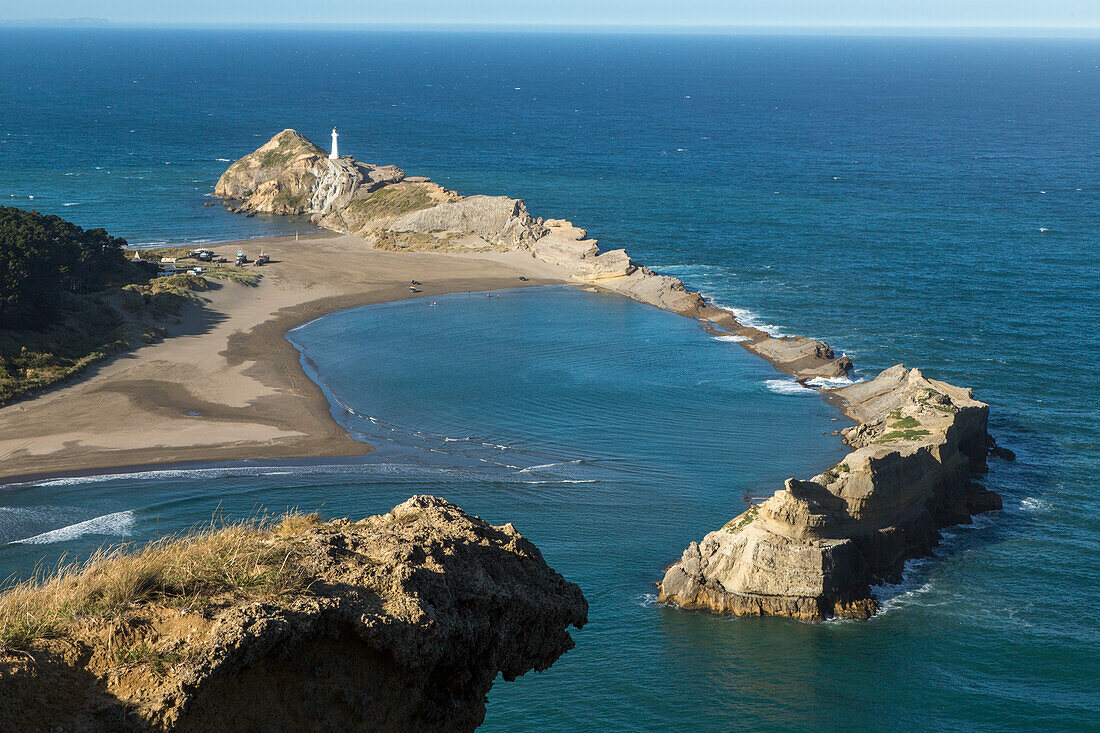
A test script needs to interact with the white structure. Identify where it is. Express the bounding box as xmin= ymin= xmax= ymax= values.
xmin=329 ymin=128 xmax=339 ymax=159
